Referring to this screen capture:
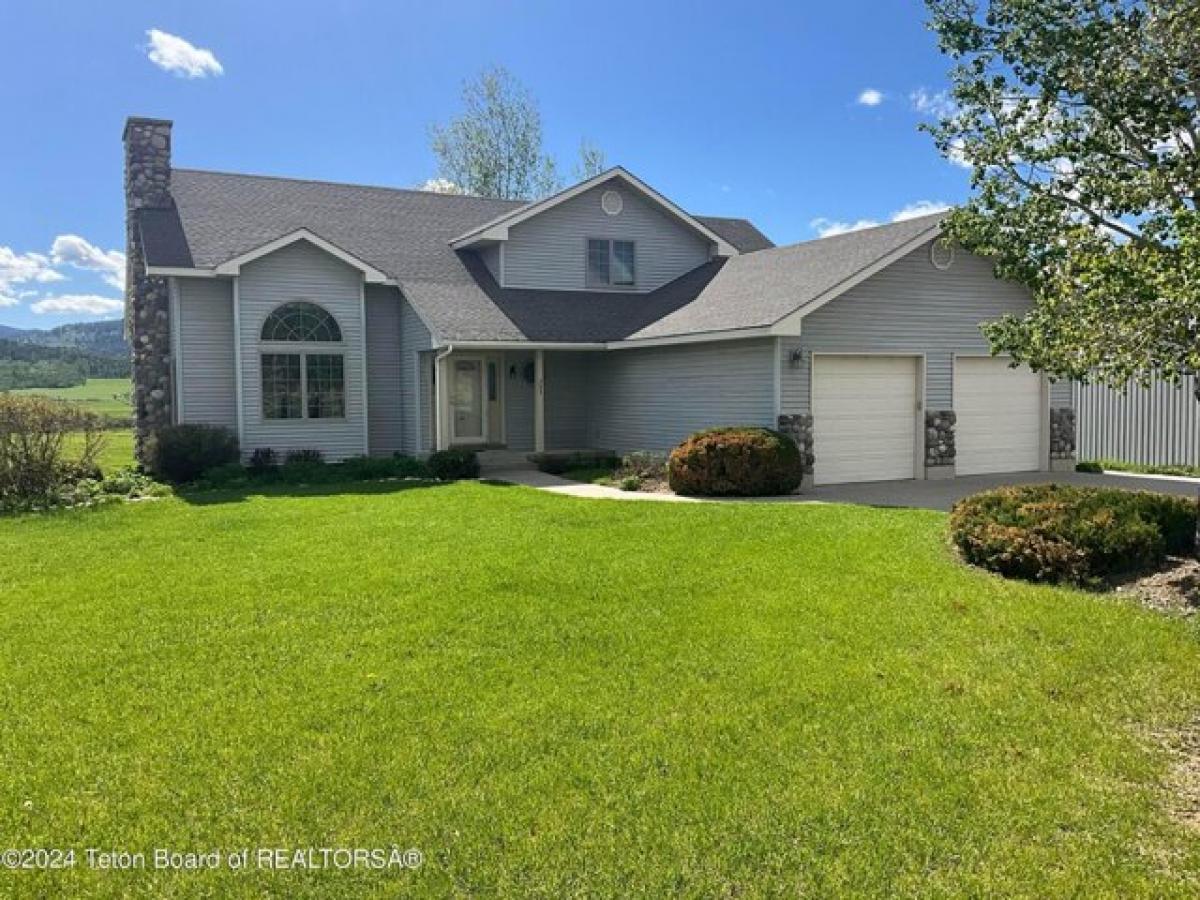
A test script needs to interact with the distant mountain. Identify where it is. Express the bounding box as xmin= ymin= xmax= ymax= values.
xmin=0 ymin=319 xmax=128 ymax=358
